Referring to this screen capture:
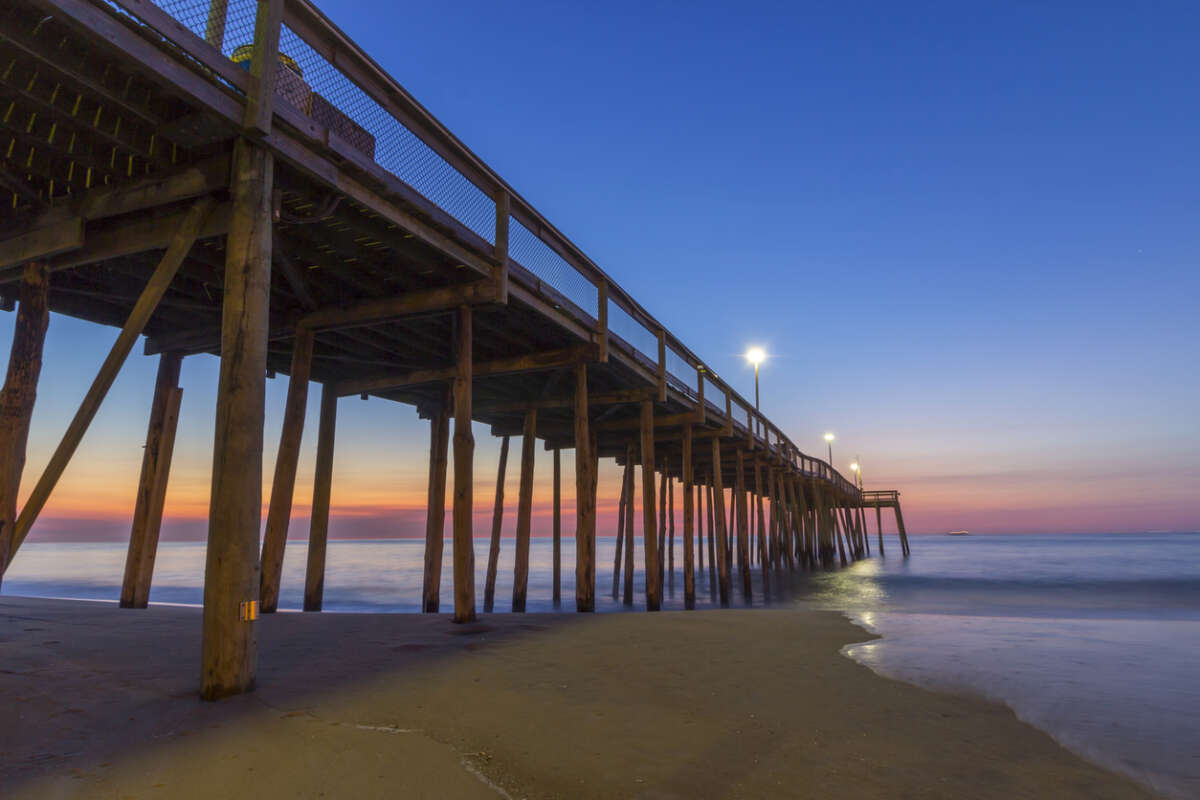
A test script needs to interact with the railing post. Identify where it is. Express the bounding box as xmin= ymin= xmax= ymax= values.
xmin=596 ymin=282 xmax=608 ymax=362
xmin=494 ymin=189 xmax=509 ymax=303
xmin=243 ymin=0 xmax=284 ymax=135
